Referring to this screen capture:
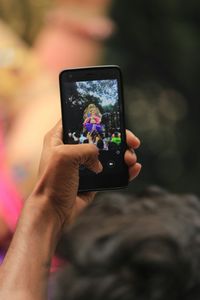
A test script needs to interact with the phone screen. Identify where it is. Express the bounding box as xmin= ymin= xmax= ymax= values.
xmin=60 ymin=66 xmax=128 ymax=191
xmin=64 ymin=79 xmax=122 ymax=151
